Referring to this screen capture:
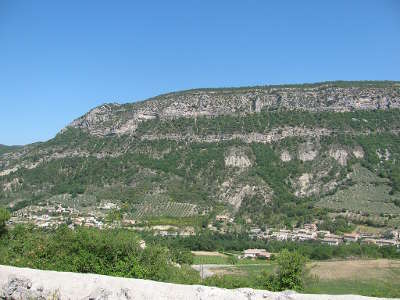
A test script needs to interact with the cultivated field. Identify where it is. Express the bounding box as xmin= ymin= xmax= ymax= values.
xmin=305 ymin=259 xmax=400 ymax=297
xmin=308 ymin=259 xmax=400 ymax=280
xmin=131 ymin=199 xmax=198 ymax=218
